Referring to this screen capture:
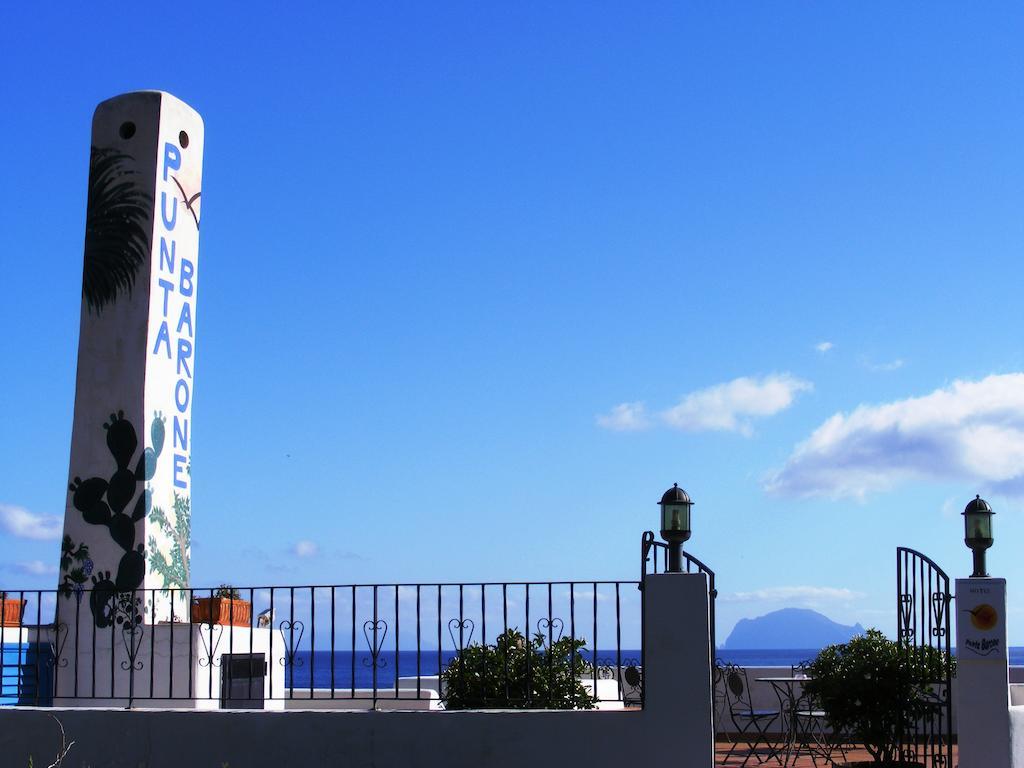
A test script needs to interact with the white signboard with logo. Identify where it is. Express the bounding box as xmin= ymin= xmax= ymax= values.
xmin=957 ymin=578 xmax=1006 ymax=660
xmin=955 ymin=577 xmax=1011 ymax=768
